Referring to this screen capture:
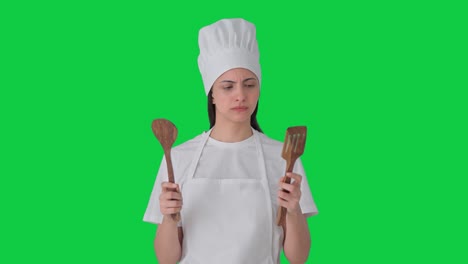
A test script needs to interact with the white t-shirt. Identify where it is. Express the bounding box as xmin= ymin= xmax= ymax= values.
xmin=144 ymin=131 xmax=319 ymax=262
xmin=144 ymin=131 xmax=319 ymax=225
